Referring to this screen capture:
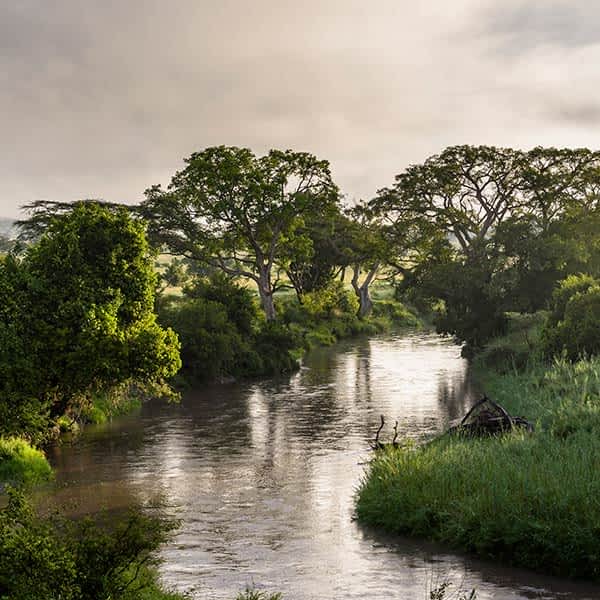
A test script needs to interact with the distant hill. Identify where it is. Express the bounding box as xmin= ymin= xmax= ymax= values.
xmin=0 ymin=218 xmax=16 ymax=238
